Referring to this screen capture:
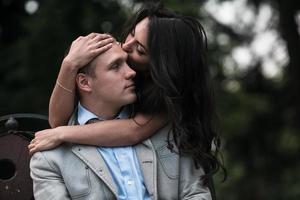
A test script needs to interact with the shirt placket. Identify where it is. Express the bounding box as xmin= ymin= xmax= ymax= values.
xmin=114 ymin=148 xmax=137 ymax=199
